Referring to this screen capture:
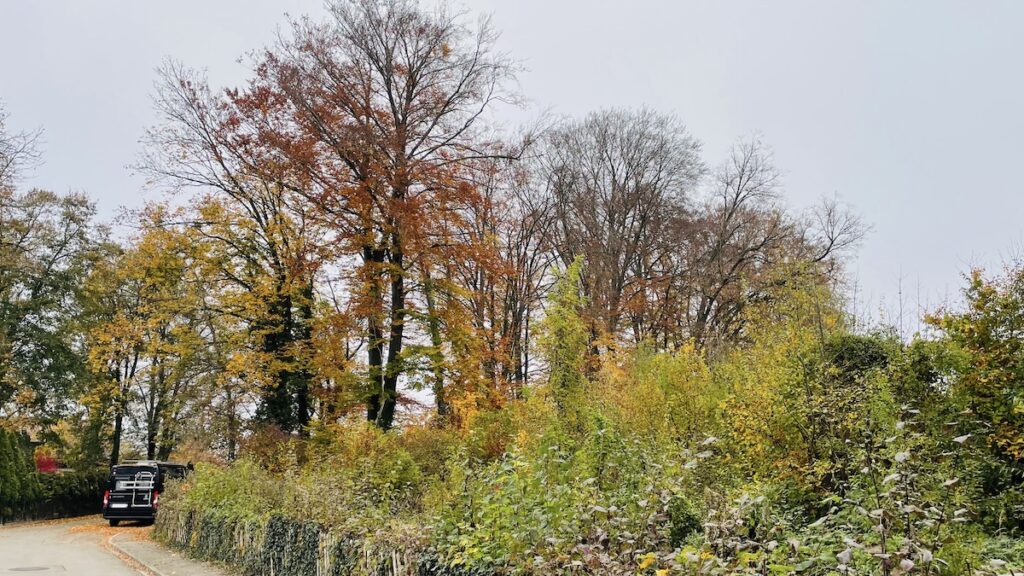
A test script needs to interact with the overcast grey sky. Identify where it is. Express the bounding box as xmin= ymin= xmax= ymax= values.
xmin=2 ymin=1 xmax=1023 ymax=330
